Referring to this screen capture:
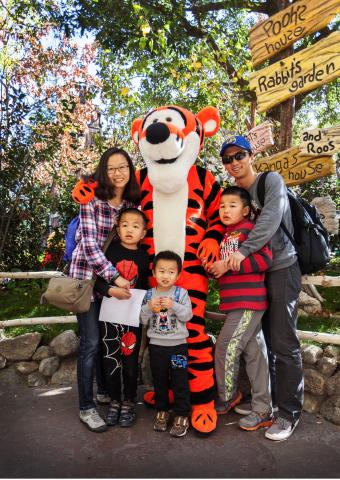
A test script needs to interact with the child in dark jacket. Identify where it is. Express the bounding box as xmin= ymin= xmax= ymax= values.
xmin=208 ymin=186 xmax=273 ymax=431
xmin=94 ymin=207 xmax=150 ymax=428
